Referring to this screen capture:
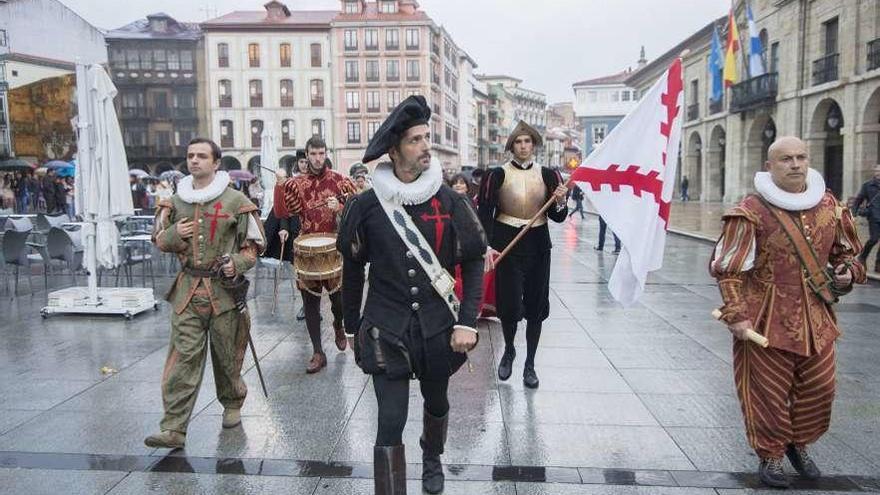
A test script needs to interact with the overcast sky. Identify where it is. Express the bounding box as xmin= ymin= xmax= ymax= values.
xmin=62 ymin=0 xmax=730 ymax=102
